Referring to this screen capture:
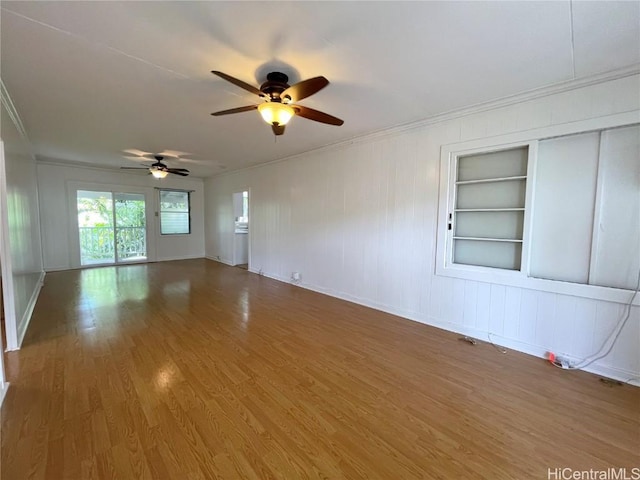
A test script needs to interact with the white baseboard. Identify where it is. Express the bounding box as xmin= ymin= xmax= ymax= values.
xmin=12 ymin=271 xmax=45 ymax=351
xmin=0 ymin=382 xmax=9 ymax=408
xmin=205 ymin=255 xmax=233 ymax=266
xmin=156 ymin=254 xmax=205 ymax=263
xmin=44 ymin=266 xmax=69 ymax=272
xmin=421 ymin=316 xmax=640 ymax=385
xmin=46 ymin=256 xmax=206 ymax=272
xmin=243 ymin=269 xmax=639 ymax=386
